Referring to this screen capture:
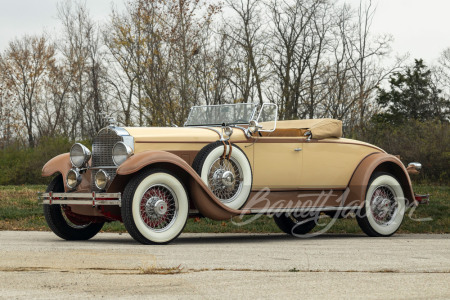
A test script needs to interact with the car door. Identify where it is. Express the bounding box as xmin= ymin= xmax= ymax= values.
xmin=251 ymin=137 xmax=304 ymax=190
